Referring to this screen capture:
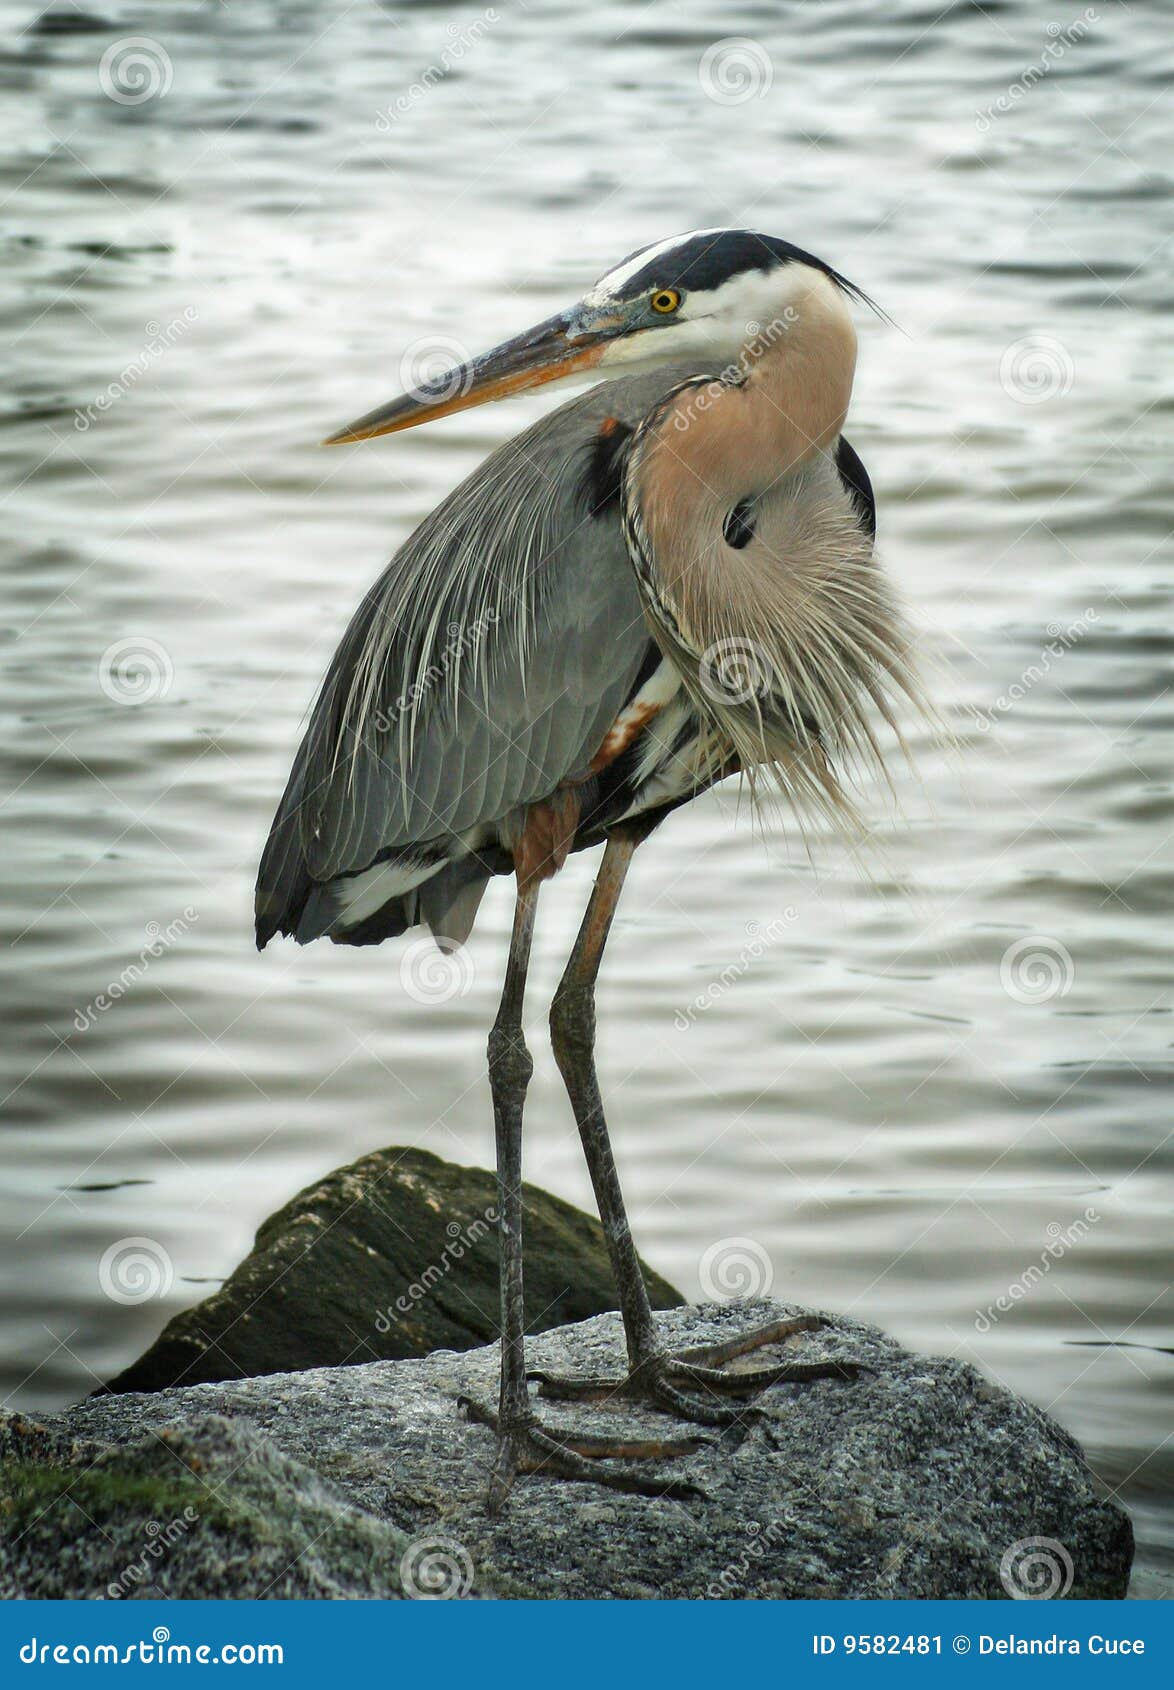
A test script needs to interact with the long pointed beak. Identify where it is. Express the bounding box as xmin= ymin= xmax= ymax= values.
xmin=323 ymin=308 xmax=614 ymax=445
